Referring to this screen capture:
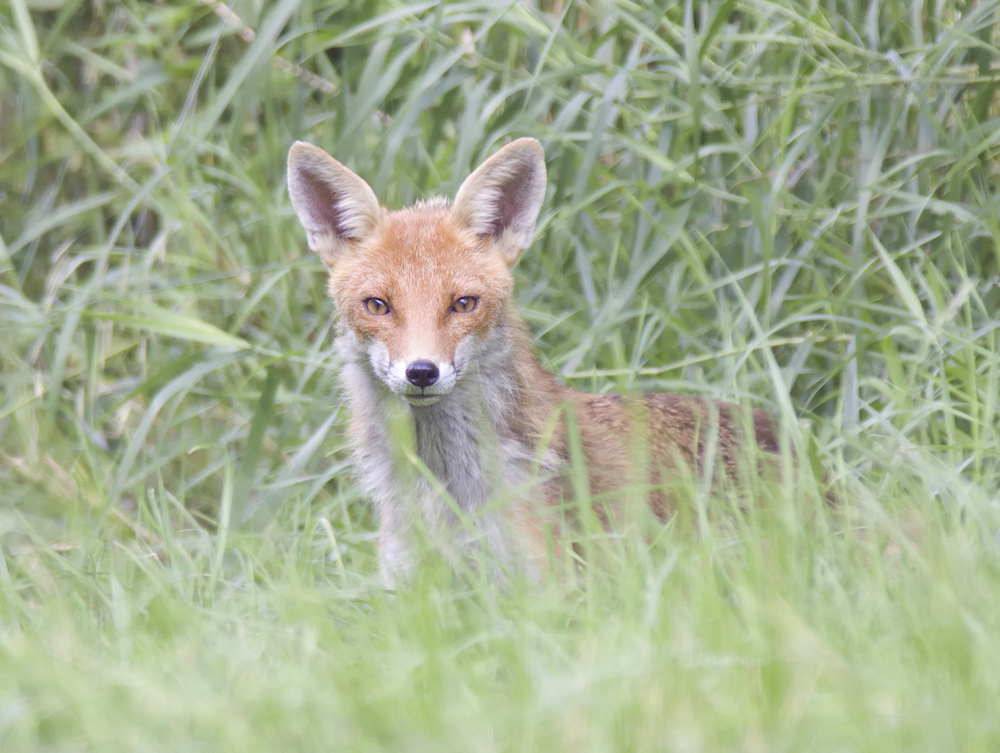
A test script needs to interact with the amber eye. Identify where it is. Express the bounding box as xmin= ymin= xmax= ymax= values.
xmin=451 ymin=296 xmax=478 ymax=313
xmin=363 ymin=298 xmax=390 ymax=315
